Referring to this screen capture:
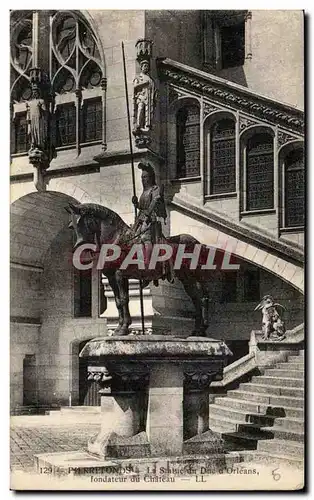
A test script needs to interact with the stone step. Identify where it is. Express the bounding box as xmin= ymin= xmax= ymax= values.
xmin=260 ymin=426 xmax=304 ymax=442
xmin=214 ymin=396 xmax=304 ymax=418
xmin=274 ymin=417 xmax=304 ymax=433
xmin=209 ymin=414 xmax=304 ymax=436
xmin=60 ymin=406 xmax=101 ymax=414
xmin=288 ymin=351 xmax=304 ymax=359
xmin=263 ymin=369 xmax=304 ymax=379
xmin=238 ymin=451 xmax=304 ymax=470
xmin=239 ymin=383 xmax=304 ymax=398
xmin=219 ymin=431 xmax=262 ymax=450
xmin=209 ymin=404 xmax=278 ymax=426
xmin=258 ymin=439 xmax=304 ymax=457
xmin=251 ymin=376 xmax=304 ymax=388
xmin=233 ymin=421 xmax=303 ymax=442
xmin=277 ymin=362 xmax=304 ymax=371
xmin=211 ymin=417 xmax=303 ymax=442
xmin=227 ymin=390 xmax=304 ymax=409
